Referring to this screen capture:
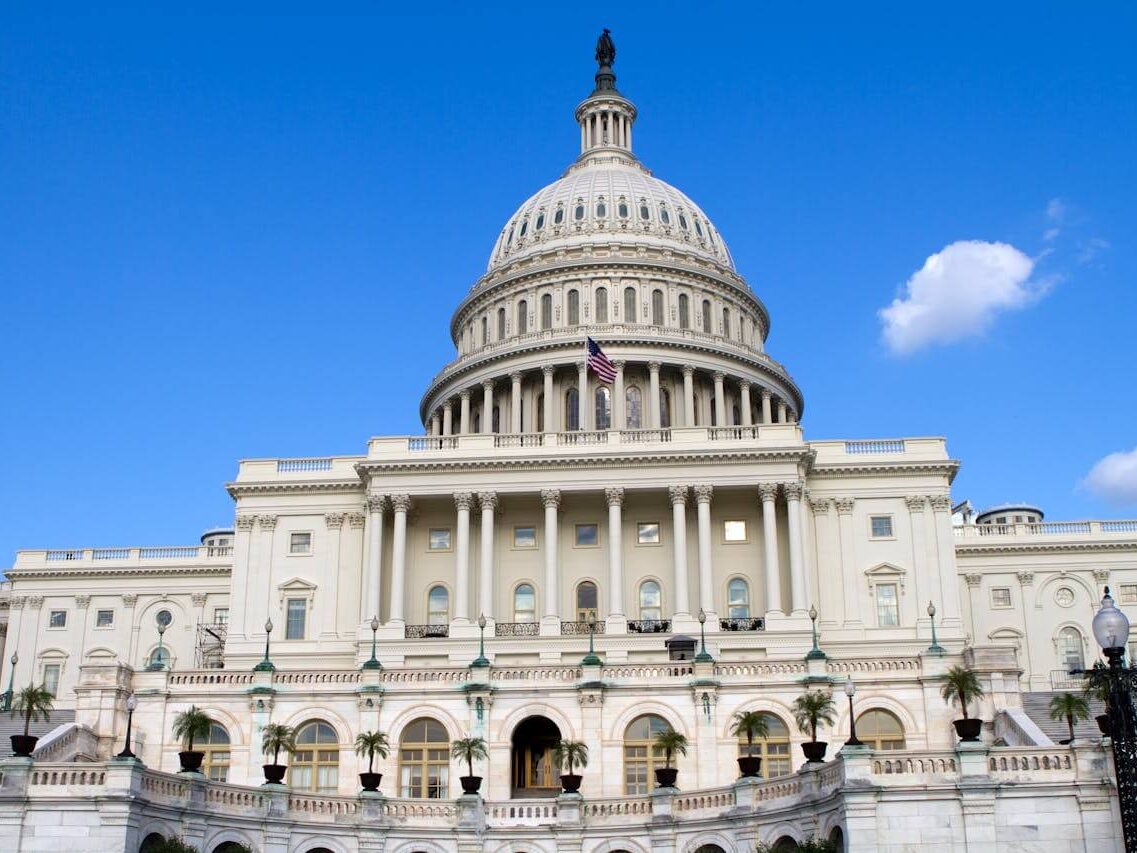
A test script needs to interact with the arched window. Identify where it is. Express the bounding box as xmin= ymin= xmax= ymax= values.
xmin=624 ymin=715 xmax=670 ymax=794
xmin=480 ymin=316 xmax=488 ymax=346
xmin=568 ymin=289 xmax=580 ymax=326
xmin=492 ymin=405 xmax=501 ymax=433
xmin=732 ymin=405 xmax=741 ymax=426
xmin=541 ymin=293 xmax=552 ymax=330
xmin=678 ymin=293 xmax=690 ymax=329
xmin=427 ymin=585 xmax=449 ymax=625
xmin=497 ymin=307 xmax=506 ymax=339
xmin=566 ymin=388 xmax=580 ymax=431
xmin=514 ymin=584 xmax=536 ymax=623
xmin=536 ymin=393 xmax=544 ymax=432
xmin=736 ymin=712 xmax=791 ymax=778
xmin=701 ymin=299 xmax=712 ymax=332
xmin=660 ymin=388 xmax=672 ymax=429
xmin=727 ymin=578 xmax=750 ymax=619
xmin=595 ymin=287 xmax=608 ymax=323
xmin=651 ymin=289 xmax=664 ymax=325
xmin=473 ymin=411 xmax=481 ymax=433
xmin=576 ymin=581 xmax=598 ymax=621
xmin=639 ymin=580 xmax=662 ymax=622
xmin=201 ymin=722 xmax=231 ymax=782
xmin=722 ymin=307 xmax=731 ymax=338
xmin=399 ymin=718 xmax=450 ymax=798
xmin=660 ymin=205 xmax=671 ymax=225
xmin=290 ymin=721 xmax=339 ymax=792
xmin=639 ymin=200 xmax=651 ymax=221
xmin=710 ymin=397 xmax=717 ymax=427
xmin=147 ymin=647 xmax=170 ymax=670
xmin=856 ymin=709 xmax=906 ymax=751
xmin=595 ymin=387 xmax=612 ymax=430
xmin=1058 ymin=626 xmax=1085 ymax=672
xmin=517 ymin=300 xmax=528 ymax=335
xmin=626 ymin=385 xmax=643 ymax=429
xmin=624 ymin=287 xmax=637 ymax=323
xmin=574 ymin=202 xmax=585 ymax=221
